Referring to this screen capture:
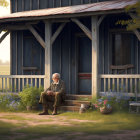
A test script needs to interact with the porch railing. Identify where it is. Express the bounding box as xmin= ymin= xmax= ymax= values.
xmin=99 ymin=75 xmax=140 ymax=96
xmin=0 ymin=75 xmax=46 ymax=93
xmin=1 ymin=74 xmax=140 ymax=96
